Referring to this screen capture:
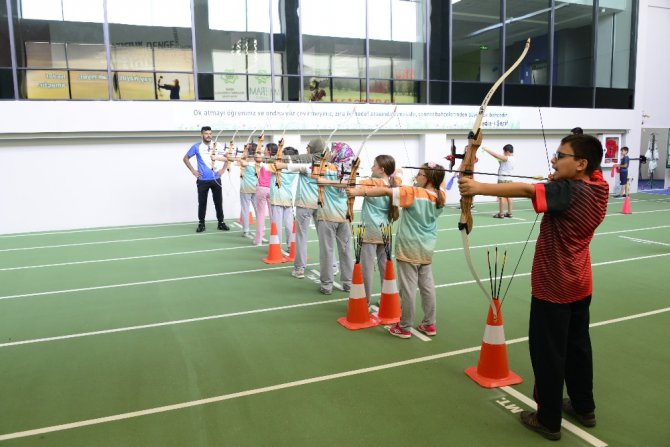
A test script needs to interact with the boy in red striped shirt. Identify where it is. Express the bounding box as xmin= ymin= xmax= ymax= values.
xmin=459 ymin=134 xmax=609 ymax=441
